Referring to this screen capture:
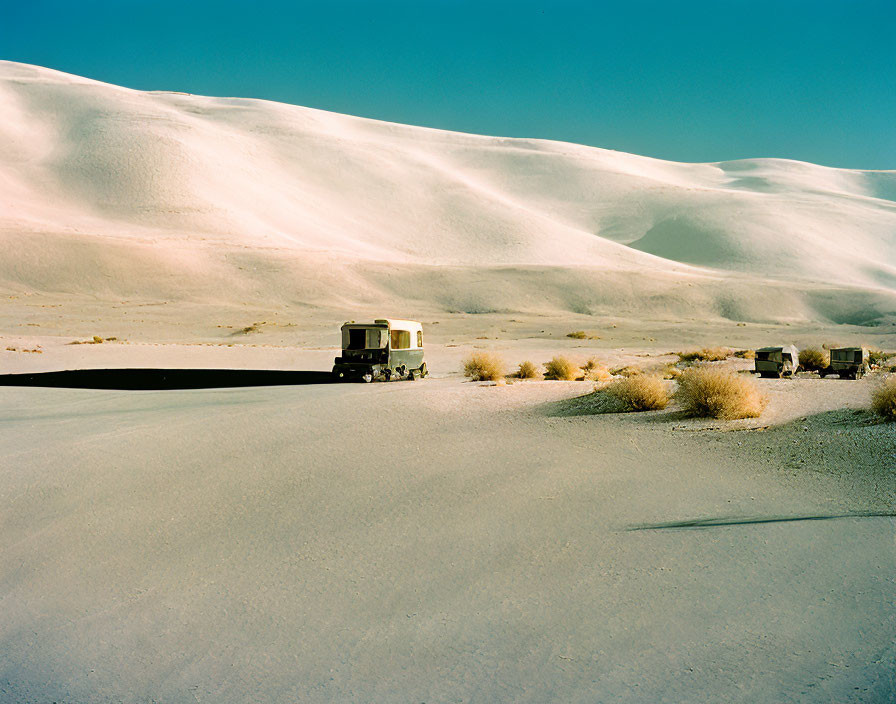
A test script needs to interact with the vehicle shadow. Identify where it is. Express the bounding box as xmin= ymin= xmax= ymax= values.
xmin=0 ymin=368 xmax=336 ymax=390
